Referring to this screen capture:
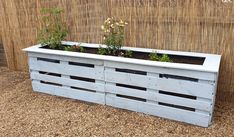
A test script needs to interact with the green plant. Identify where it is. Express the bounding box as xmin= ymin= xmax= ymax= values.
xmin=100 ymin=17 xmax=128 ymax=55
xmin=160 ymin=54 xmax=172 ymax=62
xmin=64 ymin=45 xmax=85 ymax=52
xmin=149 ymin=52 xmax=160 ymax=61
xmin=37 ymin=8 xmax=68 ymax=49
xmin=124 ymin=50 xmax=133 ymax=58
xmin=97 ymin=47 xmax=107 ymax=55
xmin=64 ymin=46 xmax=72 ymax=51
xmin=79 ymin=46 xmax=85 ymax=53
xmin=149 ymin=51 xmax=172 ymax=62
